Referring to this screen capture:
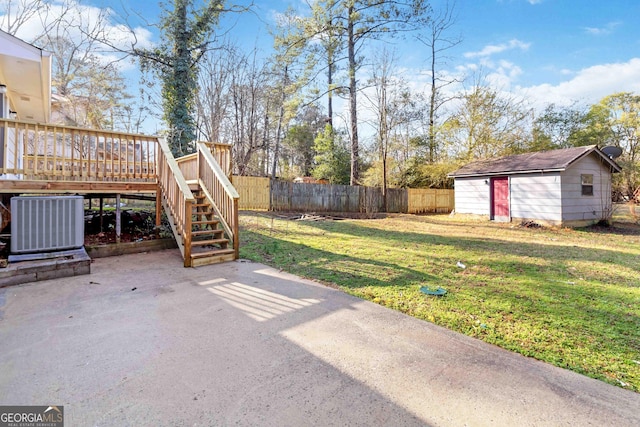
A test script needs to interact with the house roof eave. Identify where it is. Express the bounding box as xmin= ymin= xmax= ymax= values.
xmin=0 ymin=30 xmax=52 ymax=122
xmin=448 ymin=168 xmax=566 ymax=179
